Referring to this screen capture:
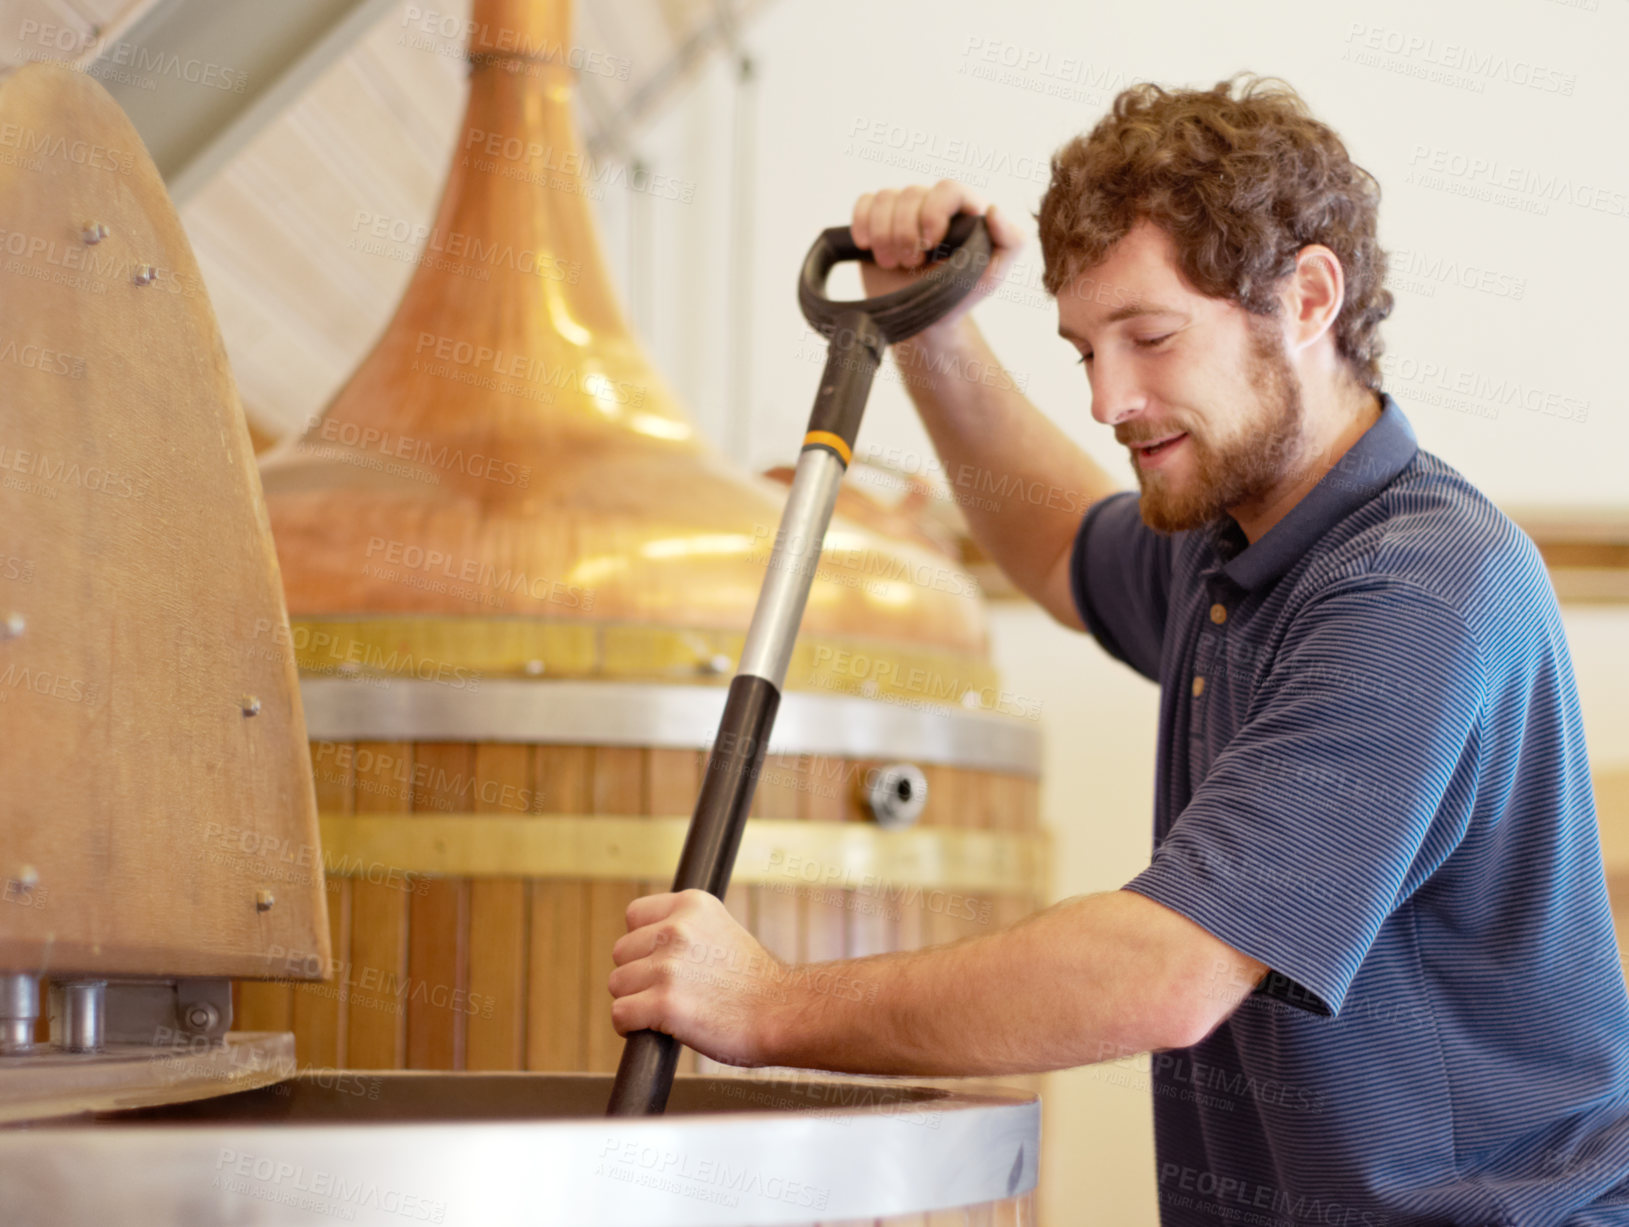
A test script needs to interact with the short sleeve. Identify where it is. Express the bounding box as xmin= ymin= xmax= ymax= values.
xmin=1069 ymin=491 xmax=1175 ymax=682
xmin=1122 ymin=582 xmax=1485 ymax=1016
